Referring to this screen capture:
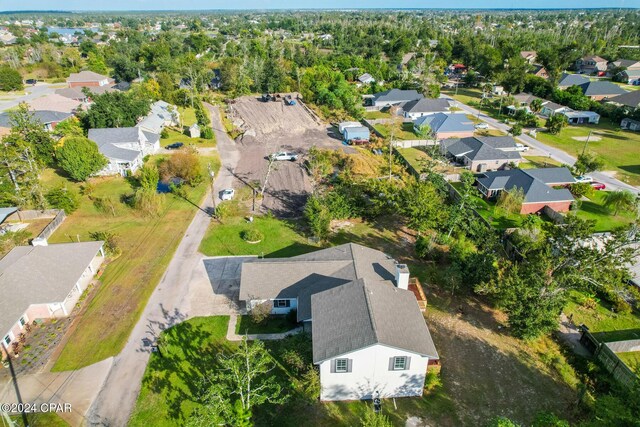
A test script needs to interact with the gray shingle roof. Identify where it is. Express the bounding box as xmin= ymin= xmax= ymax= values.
xmin=0 ymin=207 xmax=17 ymax=224
xmin=402 ymin=98 xmax=450 ymax=114
xmin=0 ymin=242 xmax=103 ymax=336
xmin=477 ymin=168 xmax=575 ymax=204
xmin=414 ymin=113 xmax=474 ymax=134
xmin=0 ymin=110 xmax=72 ymax=129
xmin=311 ymin=278 xmax=439 ymax=363
xmin=443 ymin=136 xmax=521 ymax=162
xmin=88 ymin=127 xmax=145 ymax=162
xmin=239 ymin=243 xmax=397 ymax=322
xmin=55 ymin=87 xmax=87 ymax=100
xmin=558 ymin=73 xmax=589 ymax=87
xmin=609 ymin=90 xmax=640 ymax=108
xmin=66 ymin=70 xmax=111 ymax=83
xmin=579 ymin=81 xmax=627 ymax=97
xmin=373 ymin=89 xmax=423 ymax=104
